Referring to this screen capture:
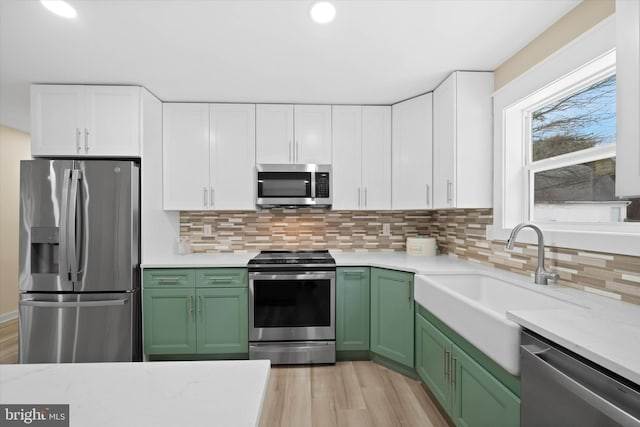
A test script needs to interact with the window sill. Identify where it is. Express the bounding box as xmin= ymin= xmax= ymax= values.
xmin=487 ymin=224 xmax=640 ymax=257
